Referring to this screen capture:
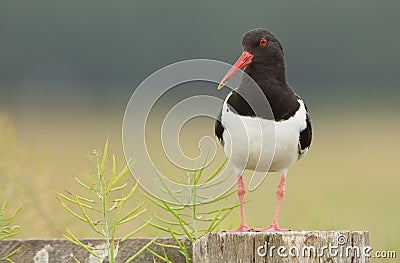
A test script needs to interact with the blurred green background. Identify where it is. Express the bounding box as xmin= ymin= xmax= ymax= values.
xmin=0 ymin=0 xmax=399 ymax=259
